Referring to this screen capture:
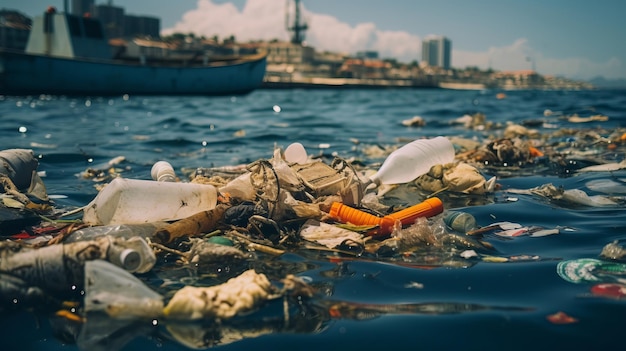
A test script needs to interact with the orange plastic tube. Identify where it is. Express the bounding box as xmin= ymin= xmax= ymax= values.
xmin=329 ymin=197 xmax=444 ymax=236
xmin=329 ymin=202 xmax=397 ymax=234
xmin=386 ymin=197 xmax=443 ymax=226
